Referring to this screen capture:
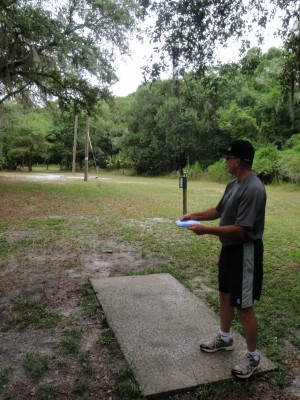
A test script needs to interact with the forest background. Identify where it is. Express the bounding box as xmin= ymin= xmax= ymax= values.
xmin=1 ymin=0 xmax=300 ymax=184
